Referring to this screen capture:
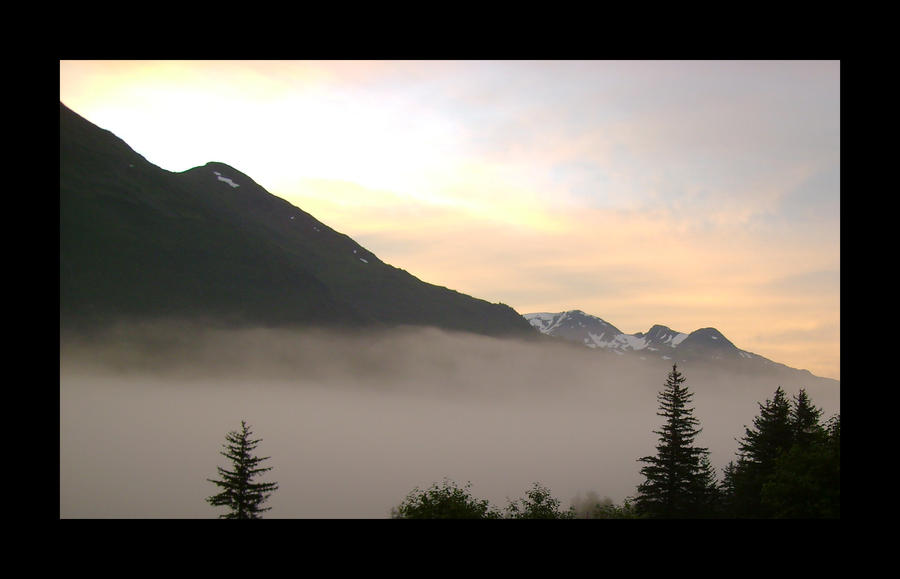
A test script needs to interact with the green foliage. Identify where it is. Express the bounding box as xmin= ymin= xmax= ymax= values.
xmin=738 ymin=386 xmax=793 ymax=468
xmin=391 ymin=478 xmax=502 ymax=519
xmin=759 ymin=435 xmax=839 ymax=518
xmin=635 ymin=364 xmax=719 ymax=518
xmin=206 ymin=421 xmax=279 ymax=519
xmin=726 ymin=386 xmax=794 ymax=517
xmin=587 ymin=496 xmax=642 ymax=519
xmin=790 ymin=388 xmax=825 ymax=448
xmin=505 ymin=483 xmax=576 ymax=519
xmin=692 ymin=454 xmax=724 ymax=517
xmin=570 ymin=490 xmax=643 ymax=518
xmin=759 ymin=408 xmax=840 ymax=518
xmin=722 ymin=387 xmax=839 ymax=518
xmin=718 ymin=460 xmax=739 ymax=514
